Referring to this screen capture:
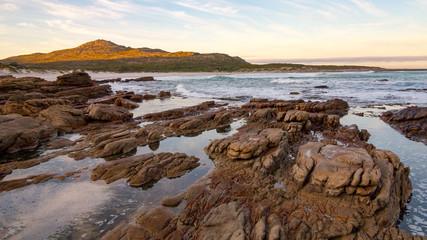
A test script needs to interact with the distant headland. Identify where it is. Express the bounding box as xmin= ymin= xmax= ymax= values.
xmin=0 ymin=39 xmax=385 ymax=73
